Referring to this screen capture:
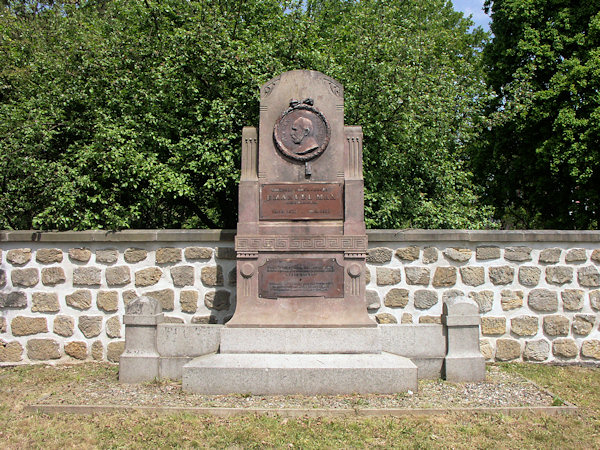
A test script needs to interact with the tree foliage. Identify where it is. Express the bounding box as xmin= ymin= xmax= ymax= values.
xmin=0 ymin=0 xmax=494 ymax=230
xmin=473 ymin=0 xmax=600 ymax=229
